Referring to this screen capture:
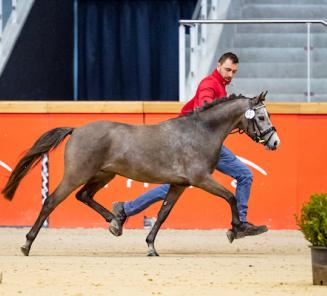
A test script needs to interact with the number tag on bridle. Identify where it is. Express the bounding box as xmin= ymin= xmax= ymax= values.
xmin=245 ymin=109 xmax=255 ymax=119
